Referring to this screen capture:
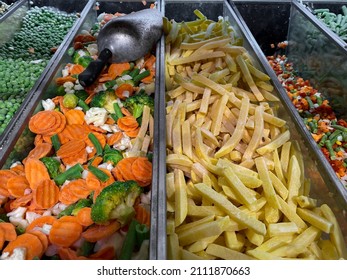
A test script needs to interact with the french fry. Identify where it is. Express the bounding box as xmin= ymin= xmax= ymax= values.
xmin=180 ymin=248 xmax=206 ymax=260
xmin=256 ymin=130 xmax=290 ymax=155
xmin=297 ymin=208 xmax=332 ymax=234
xmin=174 ymin=169 xmax=188 ymax=227
xmin=206 ymin=243 xmax=254 ymax=260
xmin=224 ymin=231 xmax=245 ymax=252
xmin=268 ymin=222 xmax=299 ymax=237
xmin=286 ymin=155 xmax=301 ymax=209
xmin=167 ymin=233 xmax=180 ymax=260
